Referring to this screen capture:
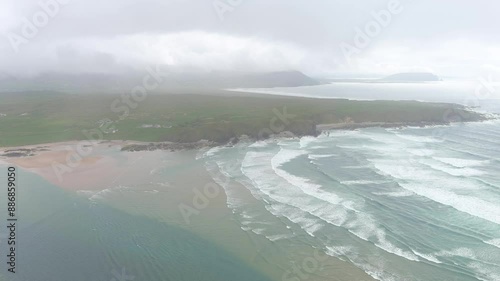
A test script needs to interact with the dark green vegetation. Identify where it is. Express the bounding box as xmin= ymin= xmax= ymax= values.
xmin=0 ymin=91 xmax=485 ymax=147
